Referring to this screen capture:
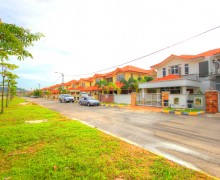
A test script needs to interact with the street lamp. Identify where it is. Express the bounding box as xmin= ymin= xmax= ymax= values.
xmin=55 ymin=72 xmax=64 ymax=91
